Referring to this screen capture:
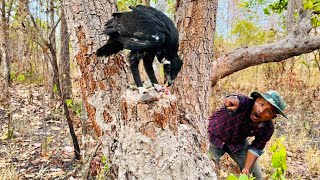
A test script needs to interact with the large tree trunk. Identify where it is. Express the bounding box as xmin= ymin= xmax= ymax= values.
xmin=175 ymin=0 xmax=217 ymax=121
xmin=173 ymin=0 xmax=218 ymax=177
xmin=63 ymin=0 xmax=217 ymax=179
